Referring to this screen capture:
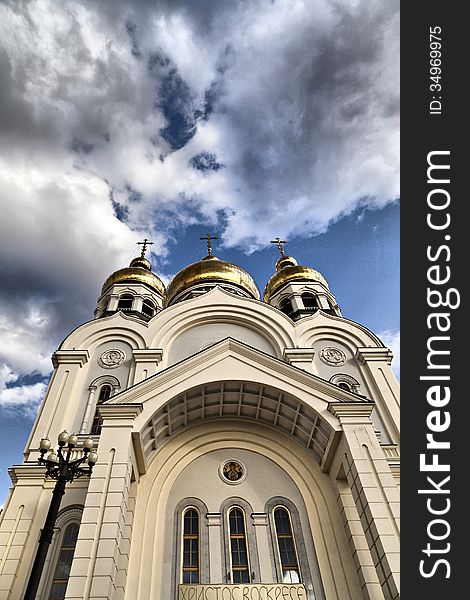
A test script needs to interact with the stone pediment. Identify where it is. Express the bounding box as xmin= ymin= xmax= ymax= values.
xmin=108 ymin=337 xmax=371 ymax=413
xmin=98 ymin=338 xmax=372 ymax=474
